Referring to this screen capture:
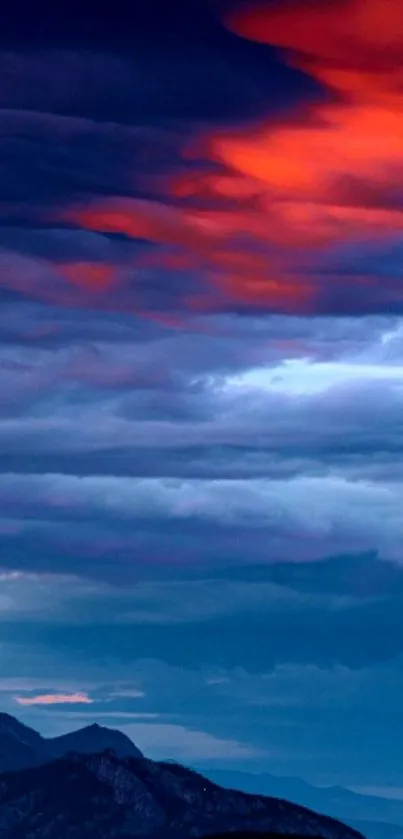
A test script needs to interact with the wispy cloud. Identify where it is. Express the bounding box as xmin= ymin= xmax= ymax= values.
xmin=15 ymin=692 xmax=93 ymax=706
xmin=121 ymin=721 xmax=264 ymax=761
